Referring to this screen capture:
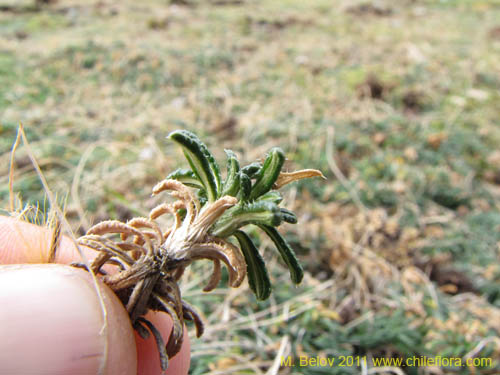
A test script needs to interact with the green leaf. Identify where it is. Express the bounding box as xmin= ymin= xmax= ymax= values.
xmin=233 ymin=230 xmax=271 ymax=300
xmin=237 ymin=173 xmax=251 ymax=202
xmin=249 ymin=148 xmax=285 ymax=200
xmin=240 ymin=162 xmax=261 ymax=178
xmin=166 ymin=169 xmax=205 ymax=189
xmin=196 ymin=189 xmax=208 ymax=207
xmin=259 ymin=225 xmax=303 ymax=284
xmin=168 ymin=130 xmax=222 ymax=202
xmin=221 ymin=150 xmax=240 ymax=197
xmin=280 ymin=208 xmax=297 ymax=224
xmin=210 ymin=201 xmax=282 ymax=237
xmin=257 ymin=191 xmax=283 ymax=204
